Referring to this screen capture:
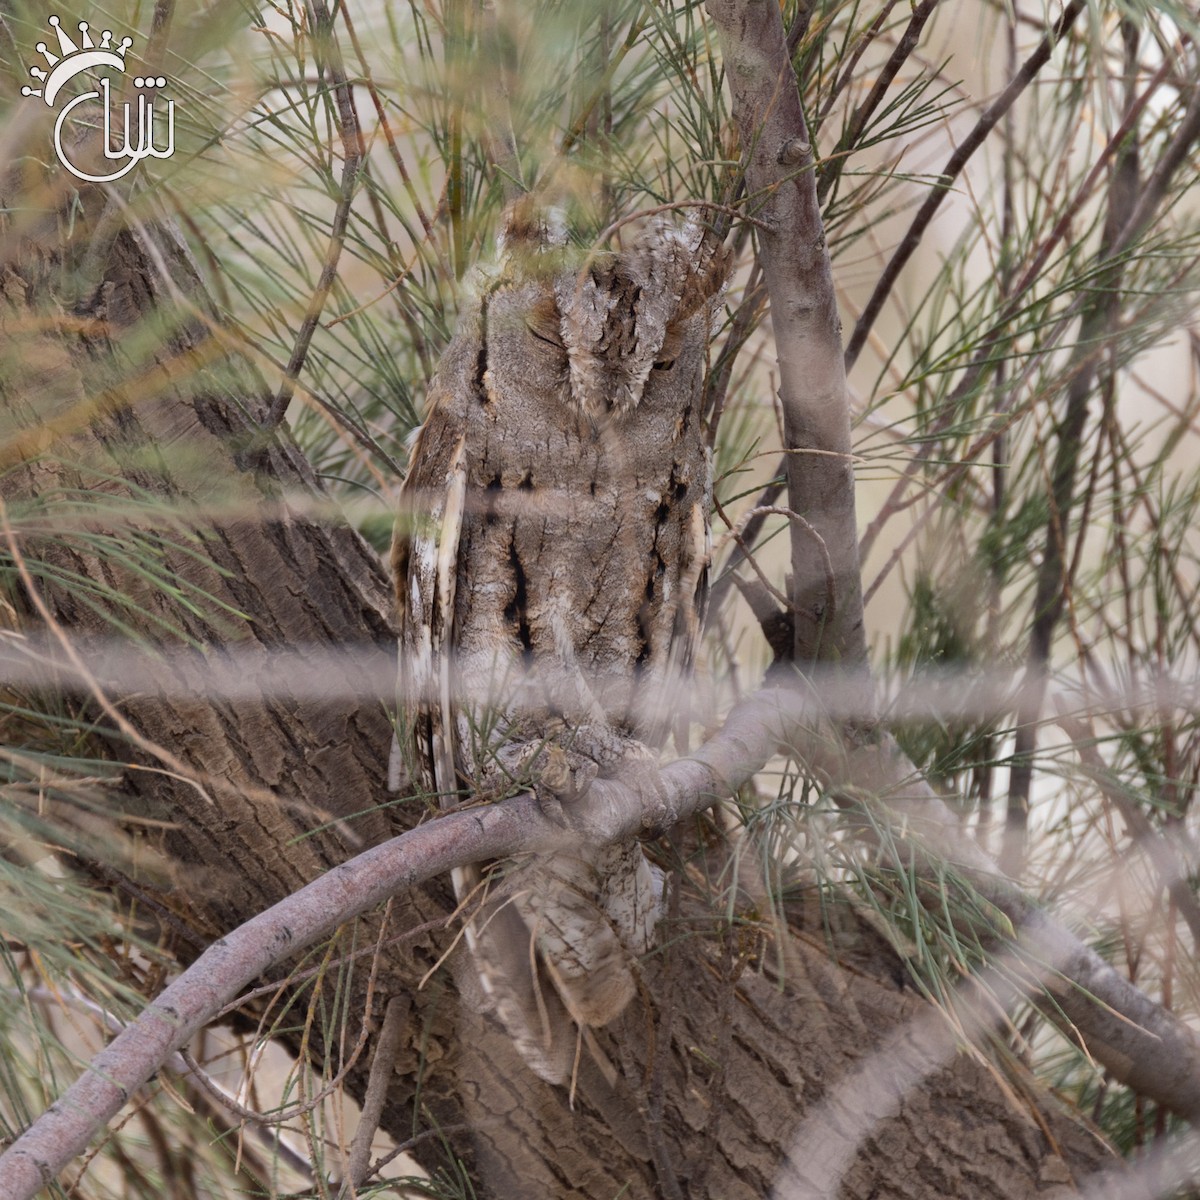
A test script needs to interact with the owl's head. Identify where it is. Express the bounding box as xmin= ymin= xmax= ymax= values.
xmin=490 ymin=204 xmax=729 ymax=421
